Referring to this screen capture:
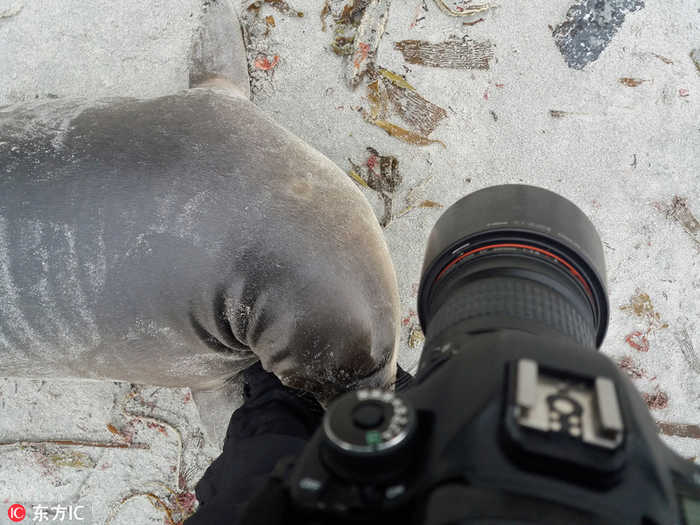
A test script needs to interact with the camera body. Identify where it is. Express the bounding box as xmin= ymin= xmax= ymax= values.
xmin=287 ymin=328 xmax=700 ymax=524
